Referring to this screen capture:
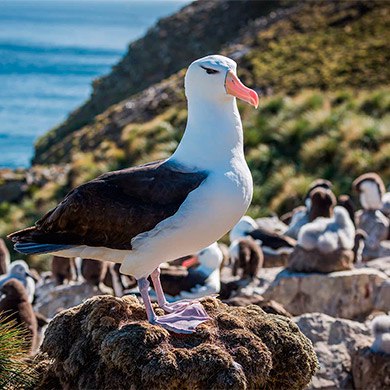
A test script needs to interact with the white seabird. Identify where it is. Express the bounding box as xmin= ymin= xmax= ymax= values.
xmin=9 ymin=55 xmax=258 ymax=333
